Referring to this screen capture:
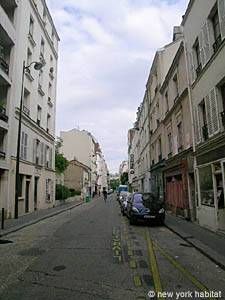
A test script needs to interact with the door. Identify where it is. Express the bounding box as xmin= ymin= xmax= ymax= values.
xmin=25 ymin=180 xmax=30 ymax=213
xmin=217 ymin=163 xmax=225 ymax=231
xmin=34 ymin=177 xmax=38 ymax=211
